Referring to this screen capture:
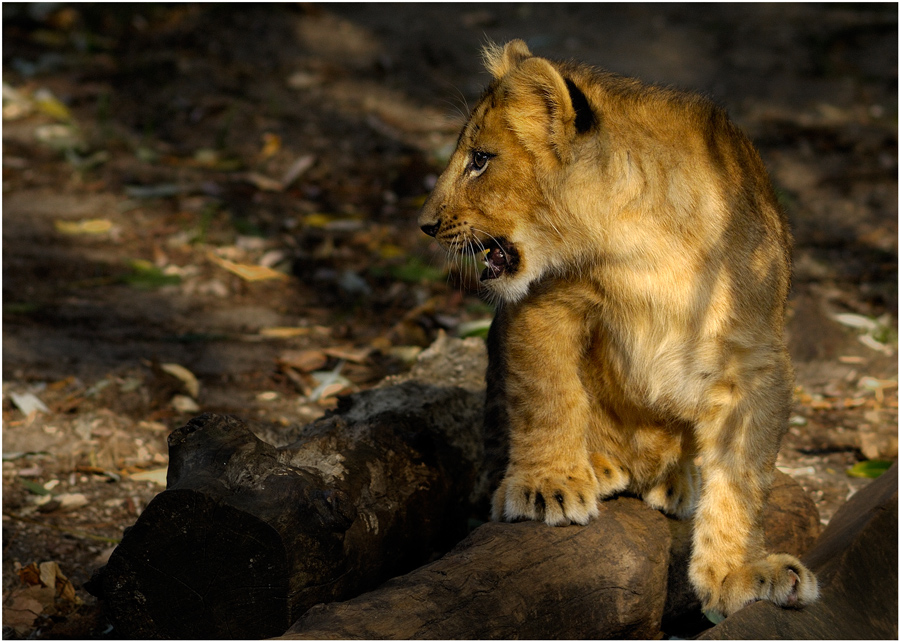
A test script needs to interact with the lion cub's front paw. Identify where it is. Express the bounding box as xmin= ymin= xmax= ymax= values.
xmin=491 ymin=462 xmax=601 ymax=526
xmin=698 ymin=553 xmax=819 ymax=617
